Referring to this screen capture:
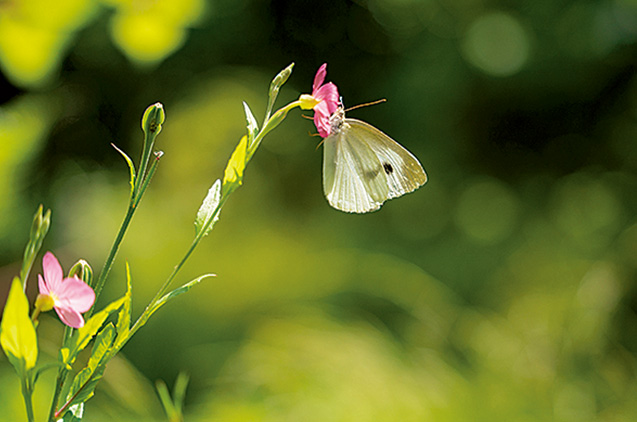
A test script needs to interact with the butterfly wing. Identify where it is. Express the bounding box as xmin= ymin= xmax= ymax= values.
xmin=323 ymin=125 xmax=390 ymax=213
xmin=322 ymin=118 xmax=427 ymax=213
xmin=345 ymin=118 xmax=427 ymax=199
